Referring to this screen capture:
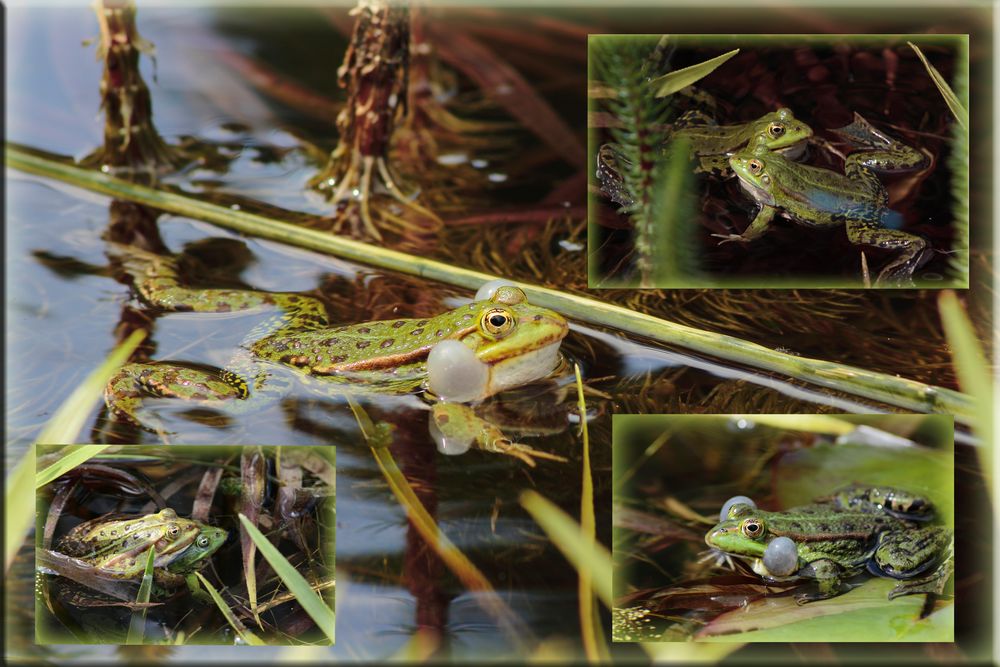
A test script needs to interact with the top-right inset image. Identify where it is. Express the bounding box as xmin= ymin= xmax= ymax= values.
xmin=588 ymin=35 xmax=968 ymax=289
